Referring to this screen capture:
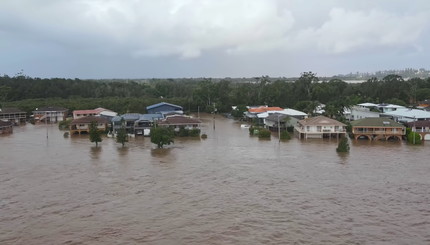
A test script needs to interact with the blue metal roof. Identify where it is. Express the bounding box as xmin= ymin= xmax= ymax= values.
xmin=146 ymin=102 xmax=183 ymax=110
xmin=138 ymin=114 xmax=164 ymax=121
